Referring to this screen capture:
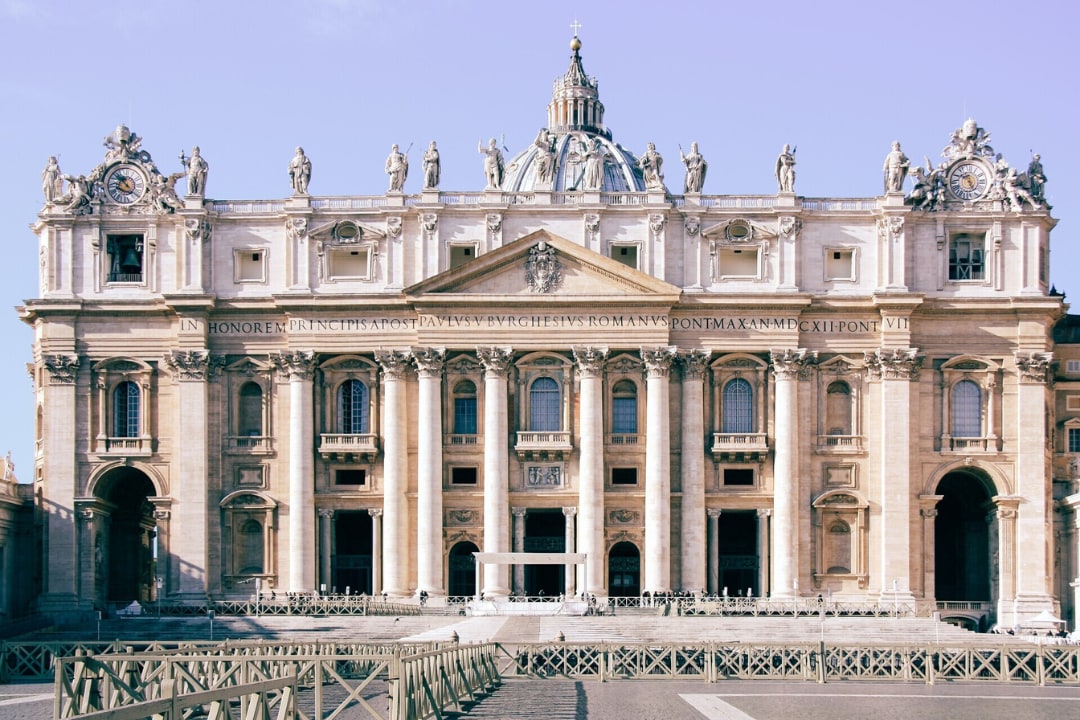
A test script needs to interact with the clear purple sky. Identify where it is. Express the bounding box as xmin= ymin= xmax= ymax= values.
xmin=1 ymin=0 xmax=1077 ymax=474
